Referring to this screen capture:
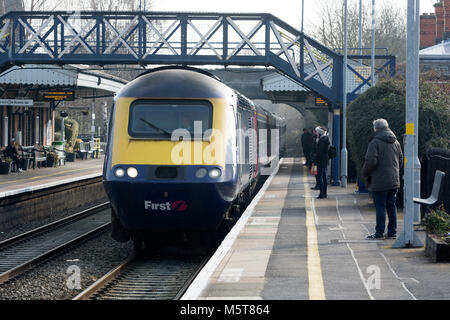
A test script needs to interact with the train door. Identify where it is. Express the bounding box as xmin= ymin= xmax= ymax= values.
xmin=236 ymin=112 xmax=243 ymax=188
